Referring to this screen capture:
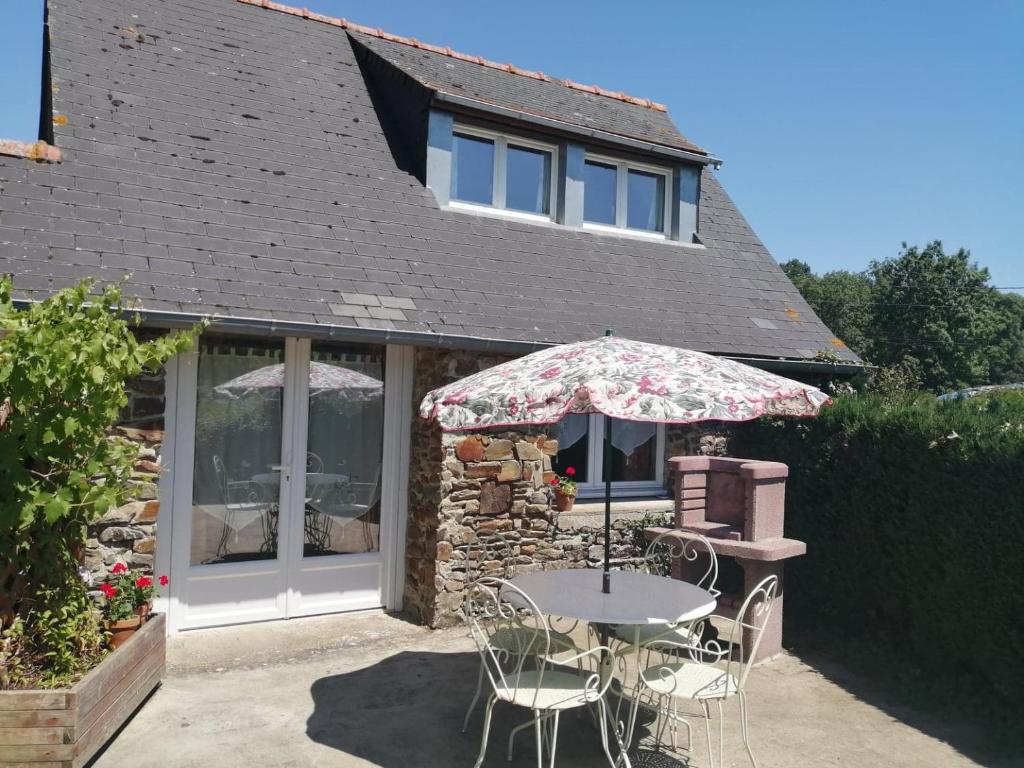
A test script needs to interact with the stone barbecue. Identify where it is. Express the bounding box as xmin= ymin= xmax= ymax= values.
xmin=650 ymin=456 xmax=807 ymax=660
